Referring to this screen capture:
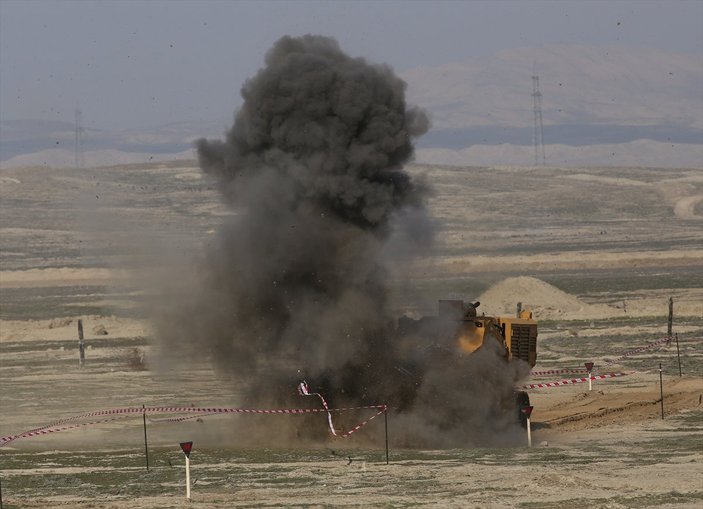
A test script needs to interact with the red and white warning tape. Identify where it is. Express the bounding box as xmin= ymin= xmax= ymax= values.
xmin=1 ymin=386 xmax=387 ymax=446
xmin=529 ymin=368 xmax=589 ymax=377
xmin=529 ymin=335 xmax=672 ymax=381
xmin=298 ymin=381 xmax=337 ymax=436
xmin=297 ymin=381 xmax=387 ymax=438
xmin=1 ymin=414 xmax=137 ymax=447
xmin=601 ymin=336 xmax=671 ymax=368
xmin=146 ymin=412 xmax=220 ymax=424
xmin=522 ymin=372 xmax=627 ymax=389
